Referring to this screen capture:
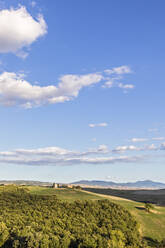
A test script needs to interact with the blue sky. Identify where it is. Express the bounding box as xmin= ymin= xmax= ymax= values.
xmin=0 ymin=0 xmax=165 ymax=183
